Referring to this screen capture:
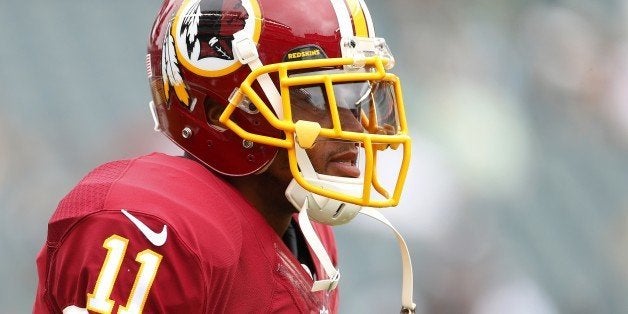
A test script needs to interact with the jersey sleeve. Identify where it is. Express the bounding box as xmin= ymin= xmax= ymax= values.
xmin=38 ymin=209 xmax=207 ymax=313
